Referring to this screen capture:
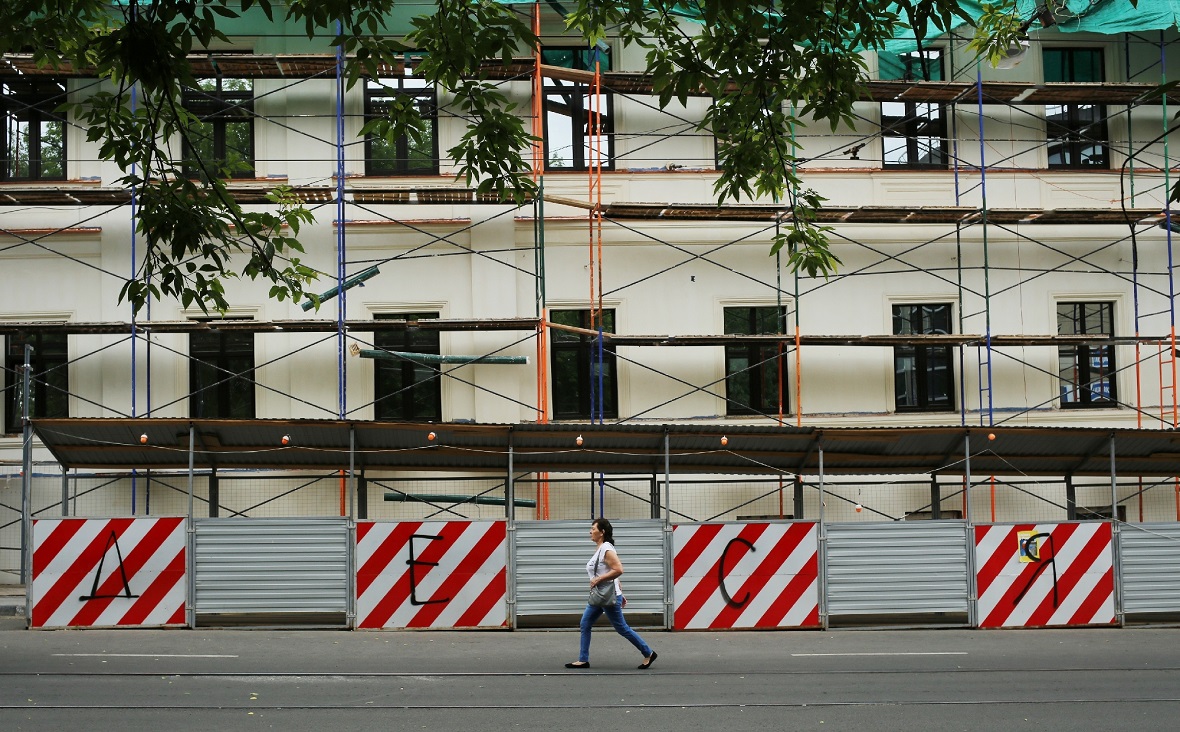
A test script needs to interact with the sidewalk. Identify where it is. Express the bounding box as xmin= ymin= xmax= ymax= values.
xmin=0 ymin=584 xmax=26 ymax=617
